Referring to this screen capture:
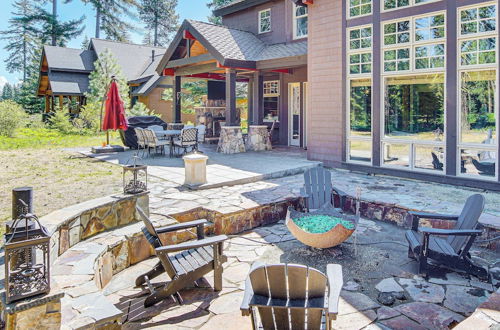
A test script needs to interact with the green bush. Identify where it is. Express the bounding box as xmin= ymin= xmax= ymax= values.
xmin=0 ymin=100 xmax=28 ymax=137
xmin=76 ymin=100 xmax=101 ymax=133
xmin=127 ymin=102 xmax=158 ymax=117
xmin=49 ymin=109 xmax=79 ymax=135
